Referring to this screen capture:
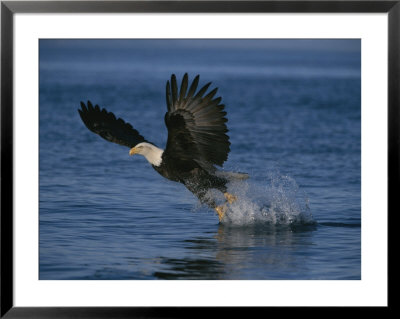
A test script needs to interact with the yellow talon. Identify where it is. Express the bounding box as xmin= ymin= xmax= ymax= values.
xmin=224 ymin=192 xmax=237 ymax=204
xmin=215 ymin=205 xmax=227 ymax=222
